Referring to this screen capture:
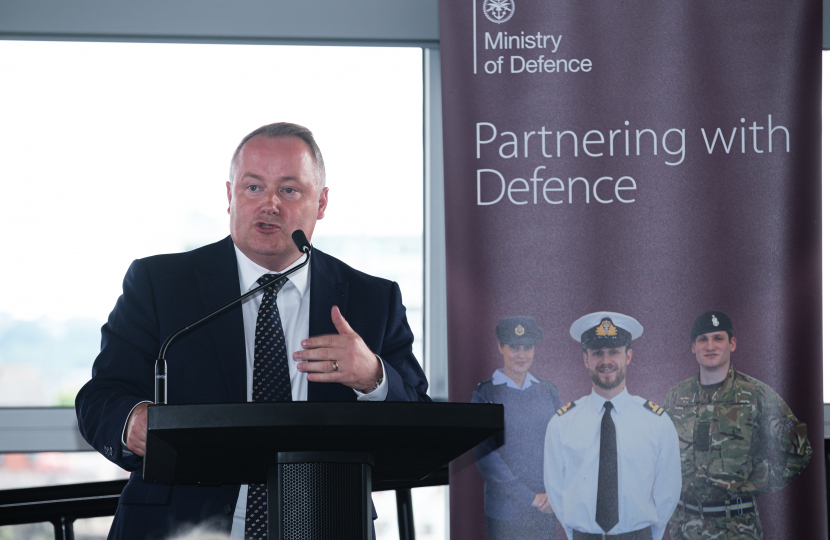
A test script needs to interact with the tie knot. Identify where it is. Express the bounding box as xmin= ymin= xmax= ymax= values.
xmin=257 ymin=273 xmax=288 ymax=292
xmin=604 ymin=401 xmax=614 ymax=412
